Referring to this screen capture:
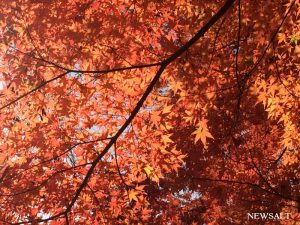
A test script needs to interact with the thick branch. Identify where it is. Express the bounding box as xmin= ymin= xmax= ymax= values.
xmin=65 ymin=0 xmax=235 ymax=216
